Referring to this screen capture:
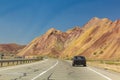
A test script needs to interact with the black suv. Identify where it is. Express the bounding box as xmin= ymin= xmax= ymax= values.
xmin=72 ymin=56 xmax=86 ymax=67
